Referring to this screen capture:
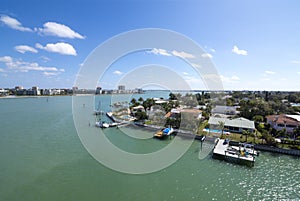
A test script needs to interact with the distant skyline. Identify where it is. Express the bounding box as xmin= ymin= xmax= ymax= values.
xmin=1 ymin=0 xmax=300 ymax=91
